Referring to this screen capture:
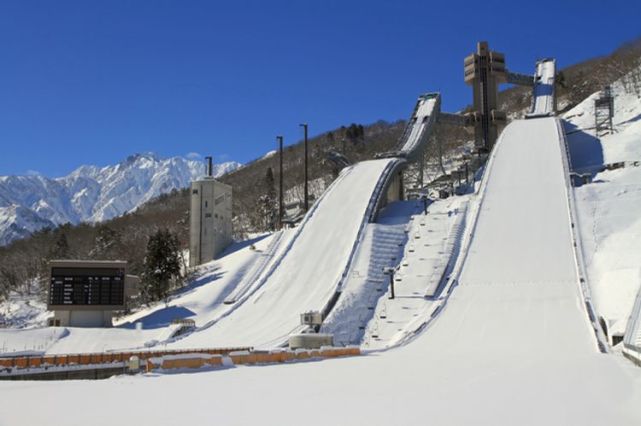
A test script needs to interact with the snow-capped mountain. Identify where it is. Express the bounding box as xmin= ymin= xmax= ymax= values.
xmin=0 ymin=205 xmax=56 ymax=246
xmin=0 ymin=153 xmax=240 ymax=245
